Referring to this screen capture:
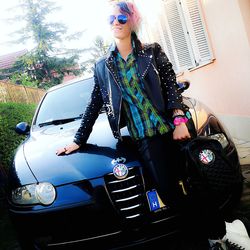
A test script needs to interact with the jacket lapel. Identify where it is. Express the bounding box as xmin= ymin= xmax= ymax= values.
xmin=106 ymin=42 xmax=153 ymax=82
xmin=105 ymin=47 xmax=121 ymax=88
xmin=137 ymin=50 xmax=153 ymax=80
